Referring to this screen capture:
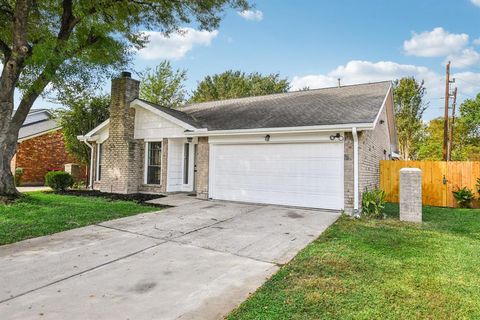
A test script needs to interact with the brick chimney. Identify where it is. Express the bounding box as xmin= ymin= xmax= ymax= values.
xmin=99 ymin=72 xmax=141 ymax=194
